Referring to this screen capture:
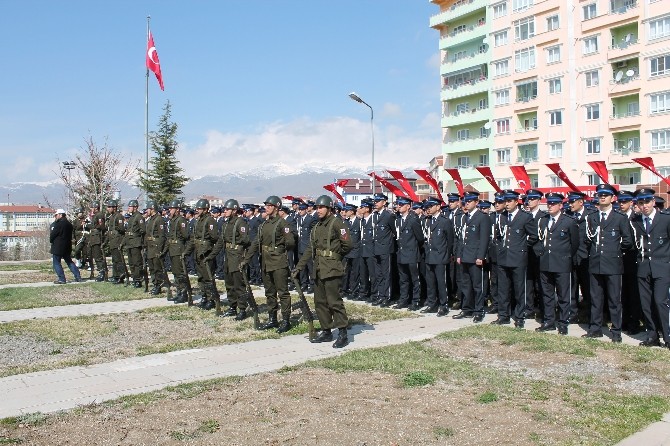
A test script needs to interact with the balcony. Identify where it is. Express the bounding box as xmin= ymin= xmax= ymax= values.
xmin=609 ymin=72 xmax=640 ymax=95
xmin=581 ymin=2 xmax=640 ymax=33
xmin=441 ymin=77 xmax=490 ymax=101
xmin=516 ymin=156 xmax=539 ymax=164
xmin=607 ymin=37 xmax=641 ymax=60
xmin=443 ymin=134 xmax=492 ymax=154
xmin=440 ymin=21 xmax=488 ymax=50
xmin=442 ymin=105 xmax=491 ymax=127
xmin=440 ymin=49 xmax=489 ymax=76
xmin=430 ymin=0 xmax=487 ymax=28
xmin=608 ymin=111 xmax=641 ymax=130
